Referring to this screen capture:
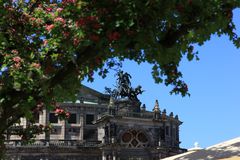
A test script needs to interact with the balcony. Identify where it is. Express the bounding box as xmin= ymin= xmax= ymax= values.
xmin=5 ymin=140 xmax=102 ymax=148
